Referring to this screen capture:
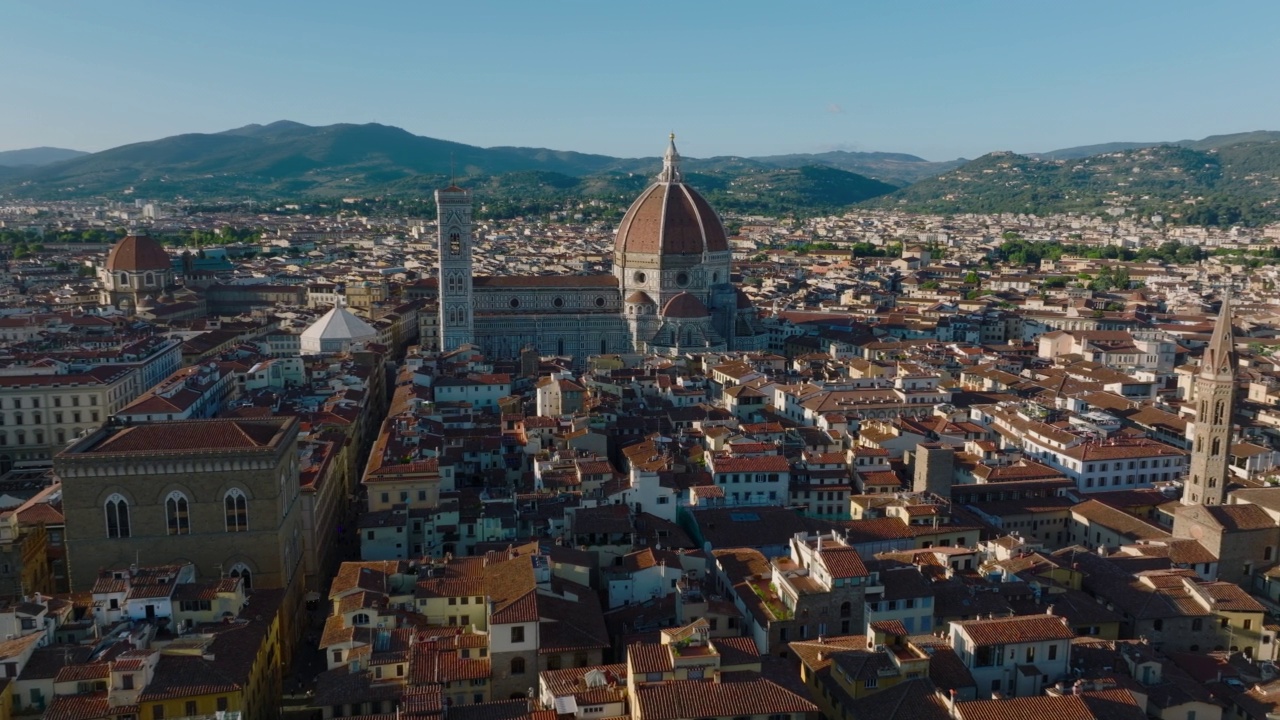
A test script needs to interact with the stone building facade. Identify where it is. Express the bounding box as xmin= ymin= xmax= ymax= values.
xmin=428 ymin=136 xmax=765 ymax=362
xmin=55 ymin=417 xmax=305 ymax=596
